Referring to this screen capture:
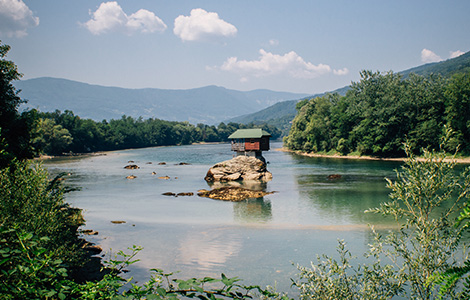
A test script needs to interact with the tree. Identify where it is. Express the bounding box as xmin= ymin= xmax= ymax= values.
xmin=32 ymin=118 xmax=73 ymax=155
xmin=0 ymin=41 xmax=36 ymax=167
xmin=445 ymin=72 xmax=470 ymax=153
